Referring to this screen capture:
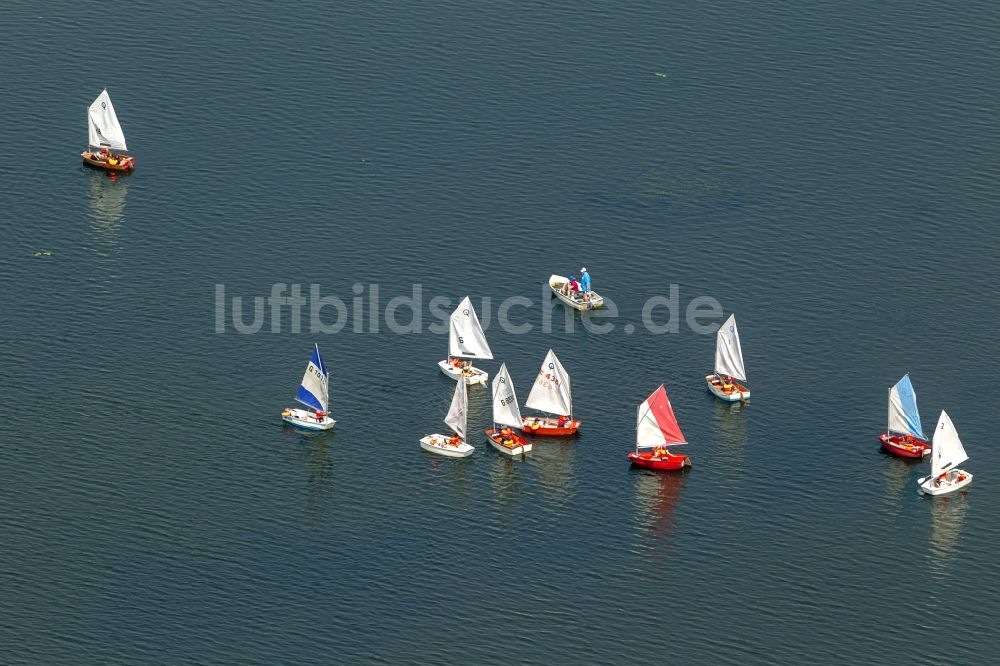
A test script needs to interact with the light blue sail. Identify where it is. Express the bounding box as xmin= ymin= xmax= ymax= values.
xmin=295 ymin=343 xmax=329 ymax=413
xmin=888 ymin=374 xmax=924 ymax=440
